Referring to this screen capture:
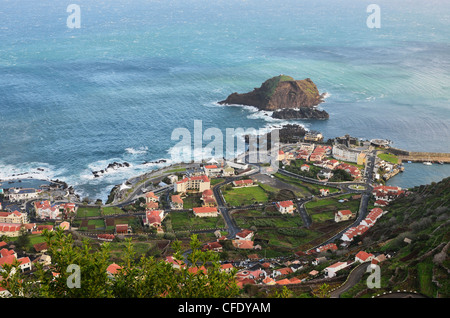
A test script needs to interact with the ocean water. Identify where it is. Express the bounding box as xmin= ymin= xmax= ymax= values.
xmin=0 ymin=0 xmax=449 ymax=201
